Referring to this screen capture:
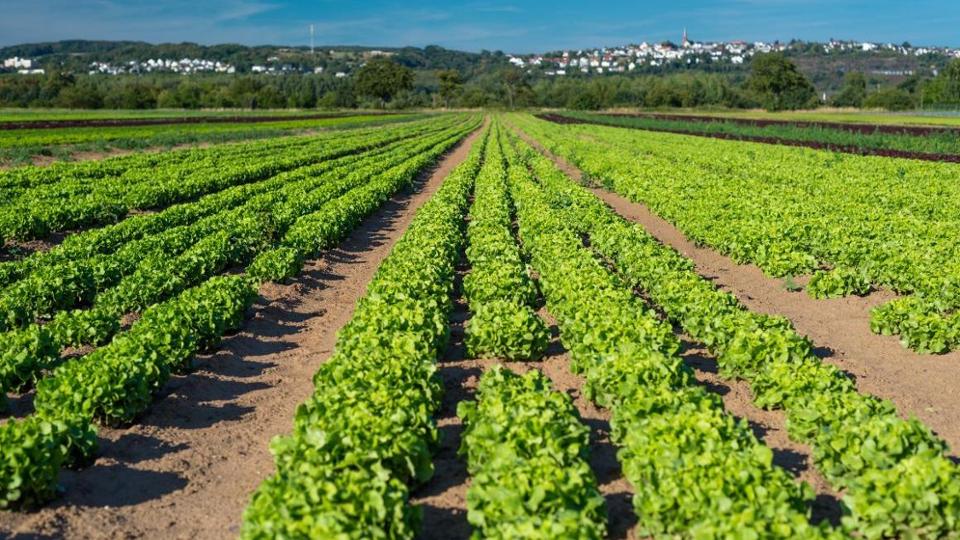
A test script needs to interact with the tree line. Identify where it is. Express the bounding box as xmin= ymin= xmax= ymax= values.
xmin=2 ymin=54 xmax=959 ymax=111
